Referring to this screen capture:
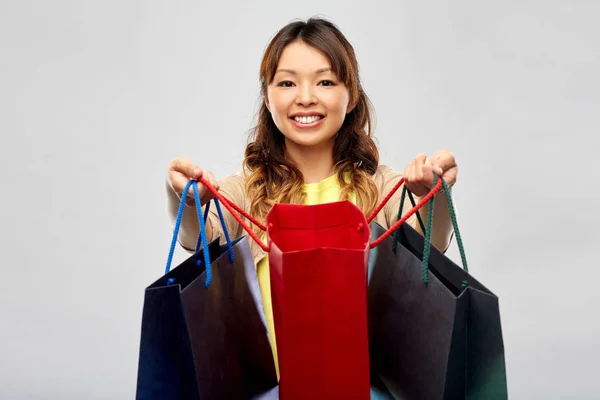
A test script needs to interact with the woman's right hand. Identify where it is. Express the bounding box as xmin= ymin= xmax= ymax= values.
xmin=167 ymin=157 xmax=219 ymax=207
